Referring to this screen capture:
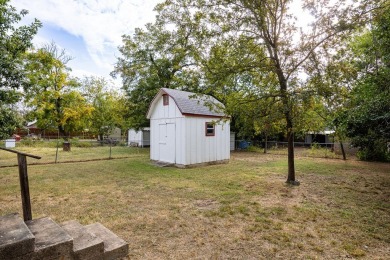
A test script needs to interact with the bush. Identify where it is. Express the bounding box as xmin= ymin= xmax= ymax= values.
xmin=247 ymin=145 xmax=263 ymax=153
xmin=118 ymin=141 xmax=128 ymax=147
xmin=75 ymin=141 xmax=93 ymax=148
xmin=19 ymin=138 xmax=42 ymax=147
xmin=355 ymin=140 xmax=390 ymax=162
xmin=308 ymin=143 xmax=338 ymax=159
xmin=19 ymin=138 xmax=63 ymax=148
xmin=69 ymin=138 xmax=93 ymax=148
